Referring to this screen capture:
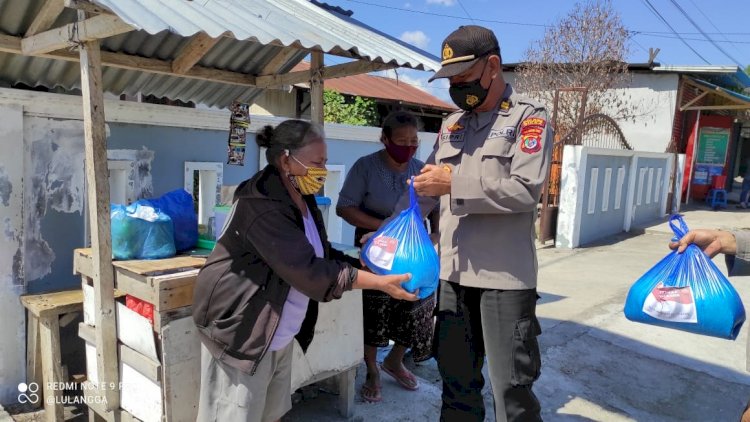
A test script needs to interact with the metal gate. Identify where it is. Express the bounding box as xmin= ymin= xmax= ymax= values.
xmin=539 ymin=89 xmax=632 ymax=244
